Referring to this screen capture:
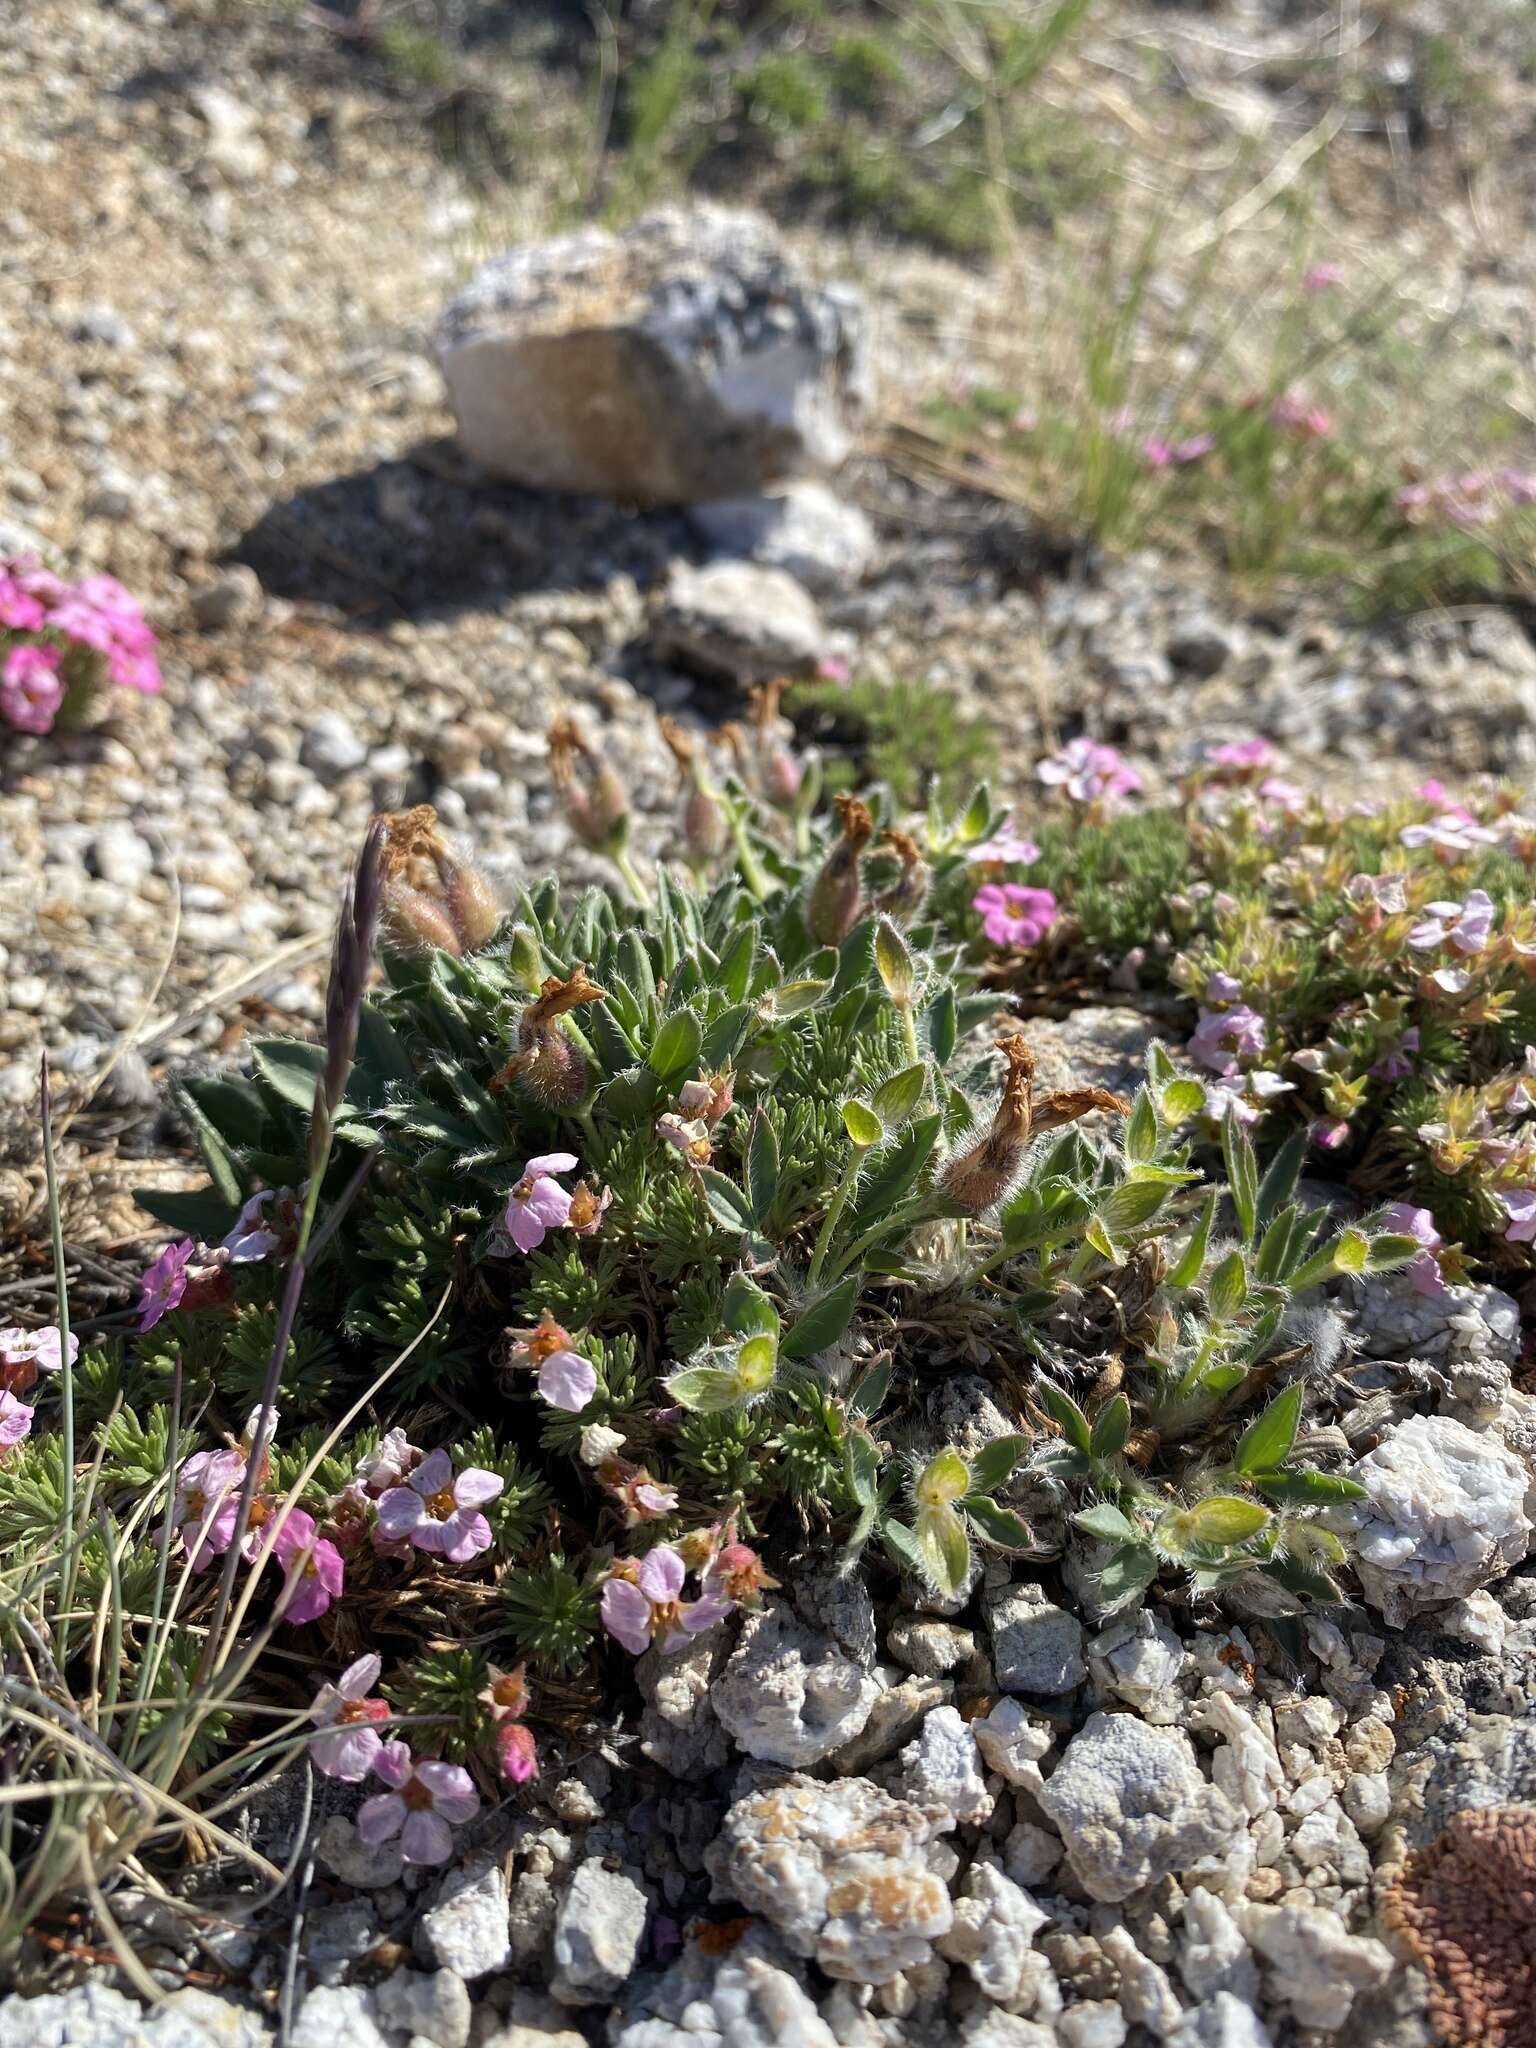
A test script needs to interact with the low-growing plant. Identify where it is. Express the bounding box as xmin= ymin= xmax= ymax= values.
xmin=0 ymin=555 xmax=160 ymax=736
